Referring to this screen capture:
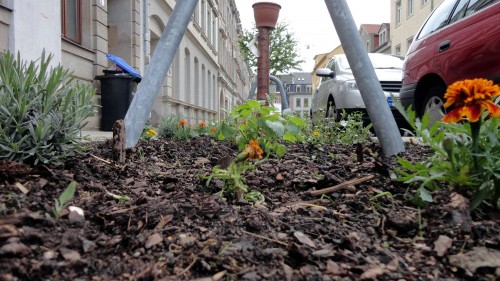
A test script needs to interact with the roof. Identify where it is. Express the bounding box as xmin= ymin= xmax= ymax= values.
xmin=278 ymin=72 xmax=312 ymax=85
xmin=360 ymin=24 xmax=381 ymax=34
